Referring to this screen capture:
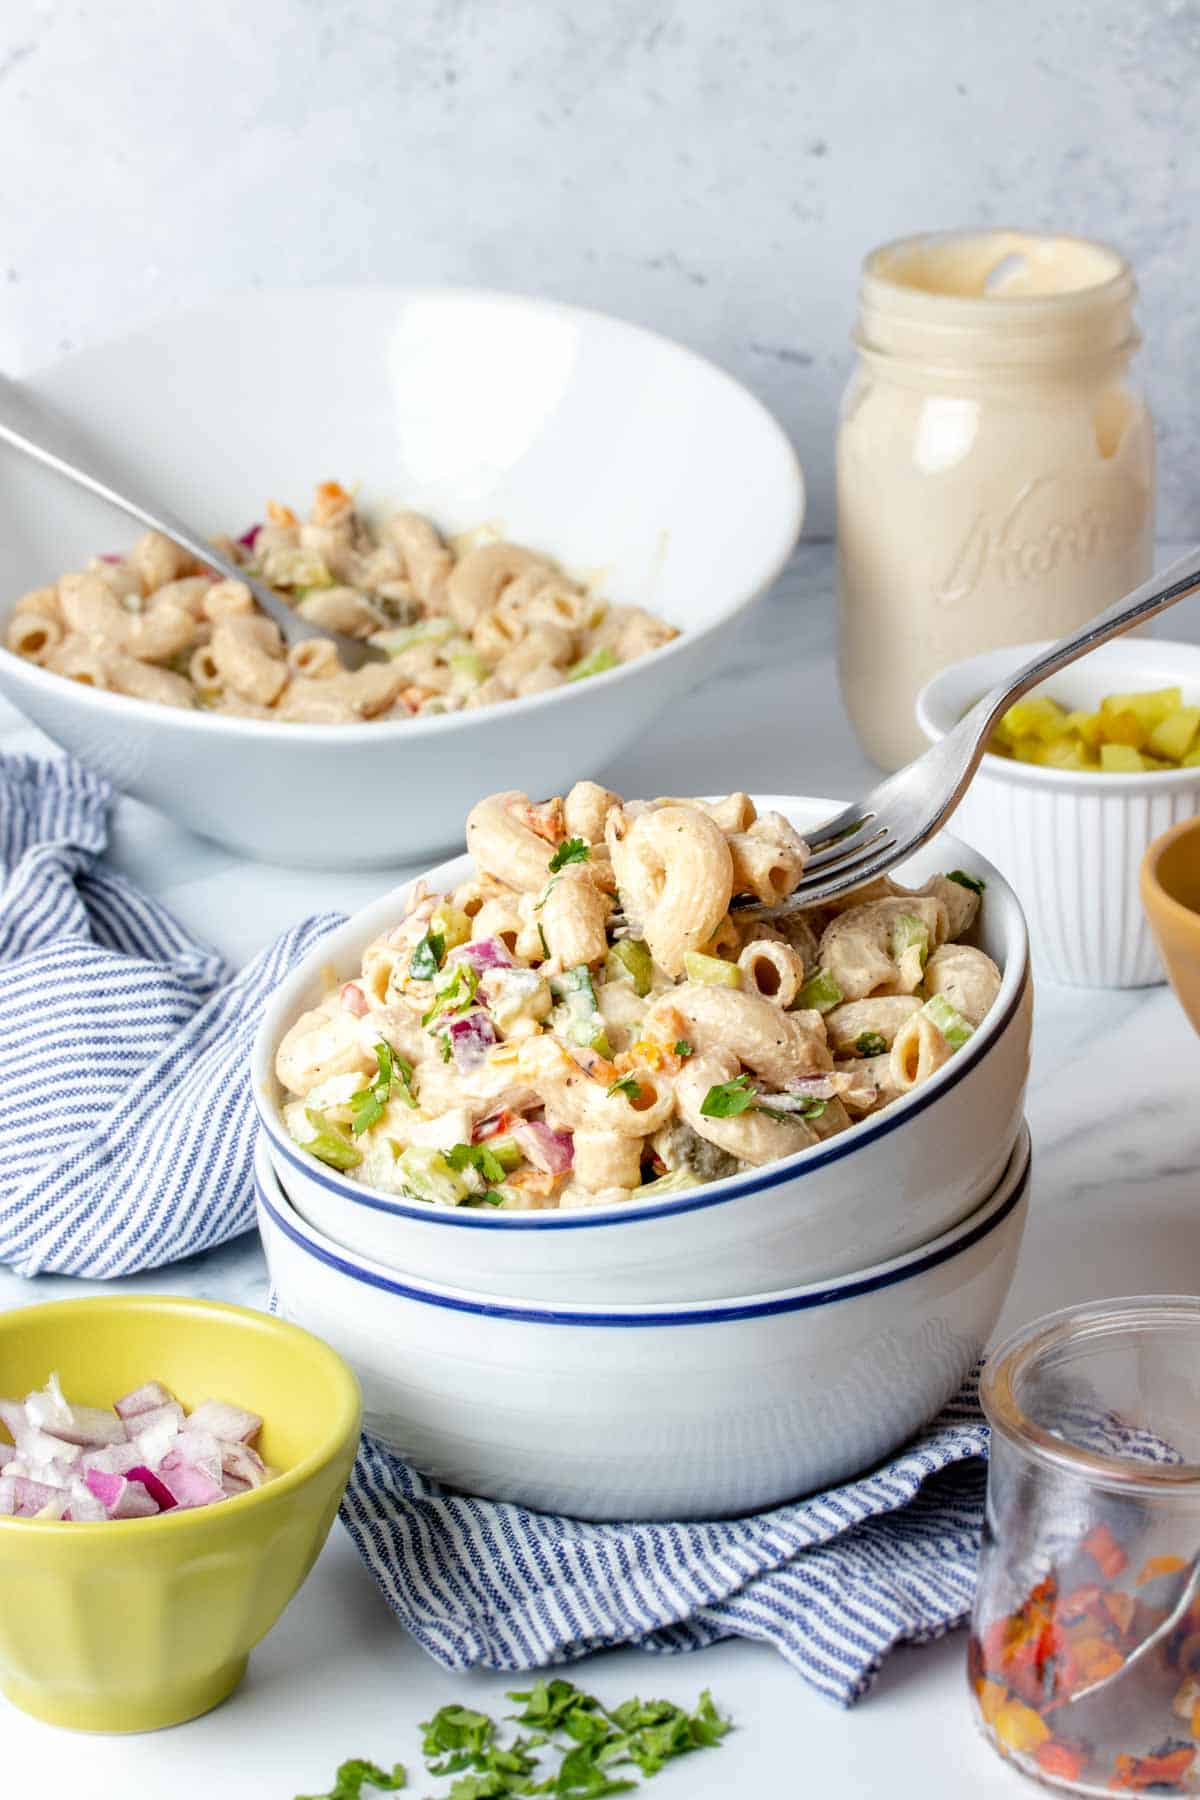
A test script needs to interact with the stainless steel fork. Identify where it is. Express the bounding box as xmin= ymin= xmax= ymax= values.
xmin=741 ymin=545 xmax=1200 ymax=918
